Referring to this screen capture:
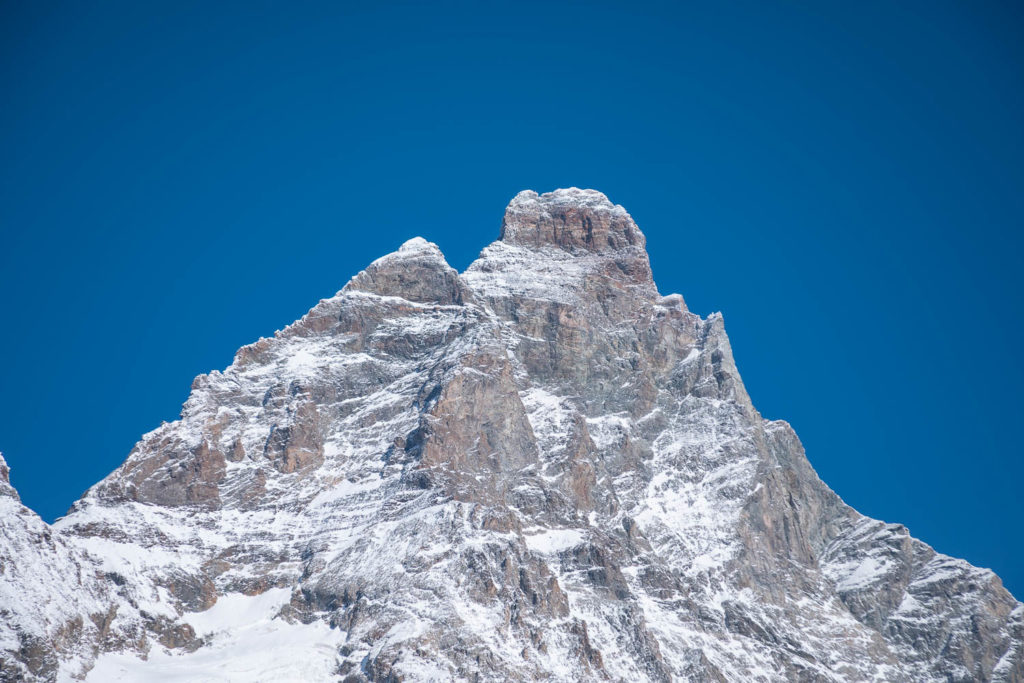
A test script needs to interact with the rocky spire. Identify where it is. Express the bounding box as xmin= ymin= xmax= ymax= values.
xmin=345 ymin=237 xmax=469 ymax=305
xmin=0 ymin=452 xmax=18 ymax=499
xmin=466 ymin=189 xmax=657 ymax=302
xmin=499 ymin=188 xmax=645 ymax=253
